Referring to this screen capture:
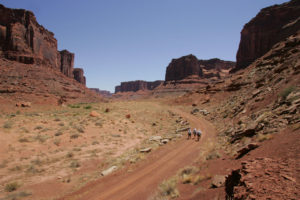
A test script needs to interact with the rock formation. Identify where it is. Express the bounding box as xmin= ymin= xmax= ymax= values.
xmin=90 ymin=88 xmax=112 ymax=97
xmin=165 ymin=54 xmax=203 ymax=81
xmin=115 ymin=80 xmax=163 ymax=93
xmin=60 ymin=50 xmax=74 ymax=78
xmin=199 ymin=58 xmax=235 ymax=71
xmin=165 ymin=54 xmax=235 ymax=82
xmin=0 ymin=4 xmax=87 ymax=84
xmin=73 ymin=68 xmax=86 ymax=85
xmin=233 ymin=0 xmax=300 ymax=72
